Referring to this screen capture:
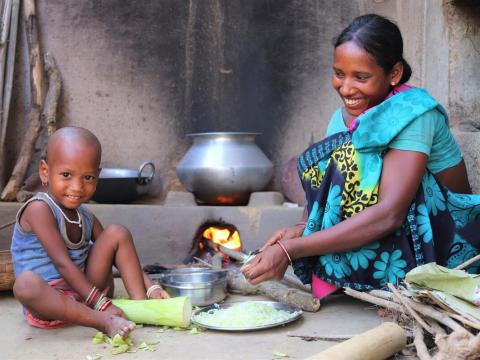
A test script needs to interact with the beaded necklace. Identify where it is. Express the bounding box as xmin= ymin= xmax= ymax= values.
xmin=43 ymin=192 xmax=82 ymax=228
